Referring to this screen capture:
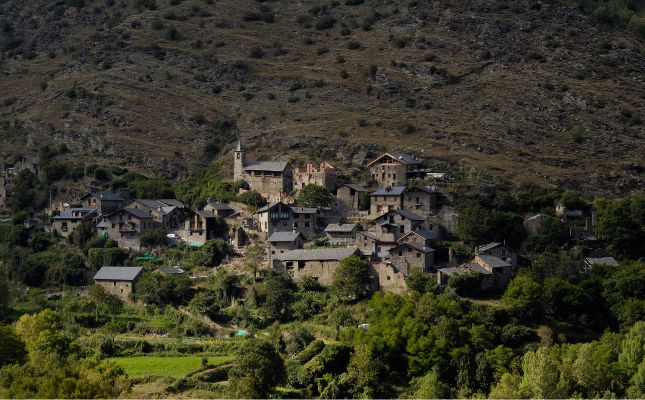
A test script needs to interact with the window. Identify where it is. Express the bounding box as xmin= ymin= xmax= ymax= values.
xmin=305 ymin=222 xmax=310 ymax=227
xmin=113 ymin=282 xmax=116 ymax=286
xmin=400 ymin=225 xmax=404 ymax=233
xmin=120 ymin=289 xmax=123 ymax=294
xmin=398 ymin=251 xmax=403 ymax=256
xmin=271 ymin=251 xmax=275 ymax=255
xmin=294 ymin=222 xmax=299 ymax=228
xmin=416 ymin=252 xmax=421 ymax=258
